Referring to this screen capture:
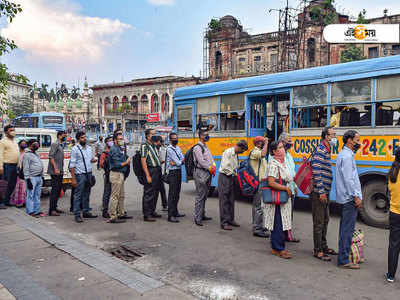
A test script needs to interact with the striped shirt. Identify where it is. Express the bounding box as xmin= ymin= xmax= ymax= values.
xmin=140 ymin=141 xmax=160 ymax=168
xmin=310 ymin=141 xmax=333 ymax=195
